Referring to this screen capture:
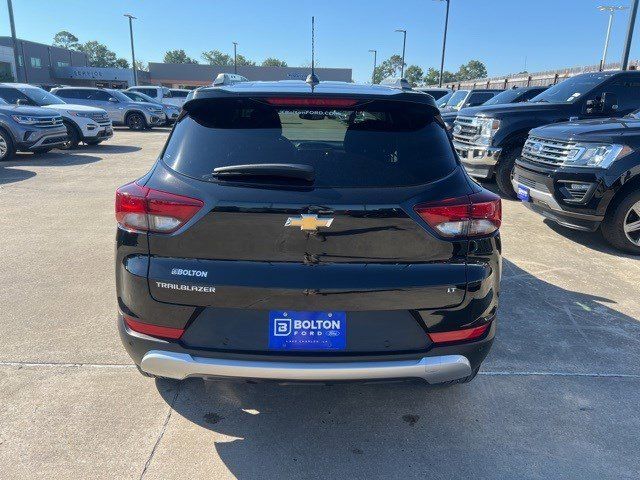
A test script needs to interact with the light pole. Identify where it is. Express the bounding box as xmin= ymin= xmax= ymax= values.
xmin=124 ymin=14 xmax=137 ymax=86
xmin=597 ymin=5 xmax=628 ymax=70
xmin=395 ymin=29 xmax=406 ymax=78
xmin=6 ymin=0 xmax=21 ymax=82
xmin=622 ymin=0 xmax=639 ymax=69
xmin=232 ymin=42 xmax=238 ymax=74
xmin=436 ymin=0 xmax=451 ymax=87
xmin=369 ymin=49 xmax=377 ymax=84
